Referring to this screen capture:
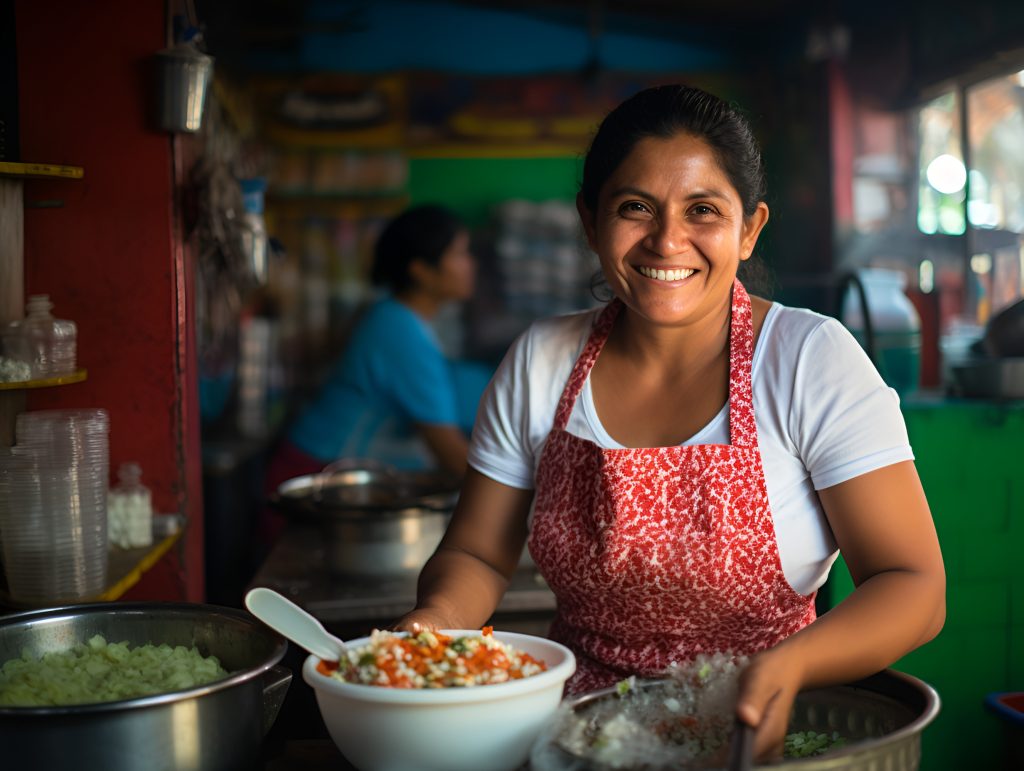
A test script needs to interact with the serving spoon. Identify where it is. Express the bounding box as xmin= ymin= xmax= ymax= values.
xmin=244 ymin=587 xmax=349 ymax=663
xmin=728 ymin=719 xmax=754 ymax=771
